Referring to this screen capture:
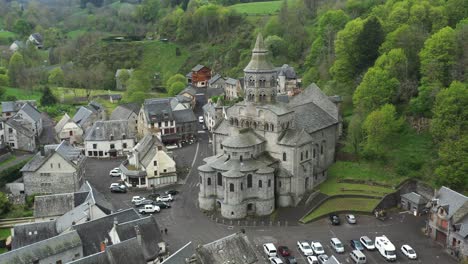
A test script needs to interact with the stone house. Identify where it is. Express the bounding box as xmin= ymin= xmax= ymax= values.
xmin=11 ymin=221 xmax=59 ymax=250
xmin=186 ymin=64 xmax=211 ymax=88
xmin=109 ymin=103 xmax=140 ymax=136
xmin=55 ymin=113 xmax=84 ymax=145
xmin=121 ymin=134 xmax=177 ymax=188
xmin=28 ymin=33 xmax=44 ymax=48
xmin=276 ymin=64 xmax=301 ymax=95
xmin=73 ymin=101 xmax=106 ymax=132
xmin=3 ymin=118 xmax=36 ymax=152
xmin=208 ymin=73 xmax=225 ymax=89
xmin=401 ymin=191 xmax=429 ymax=215
xmin=0 ymin=230 xmax=83 ymax=264
xmin=427 ymin=186 xmax=468 ymax=260
xmin=13 ymin=101 xmax=43 ymax=136
xmin=21 ymin=141 xmax=86 ymax=195
xmin=1 ymin=100 xmax=37 ymax=119
xmin=224 ymin=77 xmax=242 ymax=101
xmin=115 ymin=69 xmax=133 ymax=91
xmin=178 ymin=86 xmax=197 ymax=109
xmin=85 ymin=120 xmax=136 ymax=158
xmin=202 ymin=100 xmax=225 ymax=132
xmin=198 ymin=34 xmax=340 ymax=219
xmin=9 ymin=40 xmax=23 ymax=52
